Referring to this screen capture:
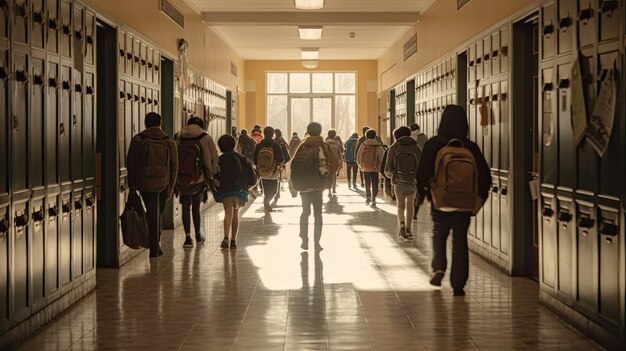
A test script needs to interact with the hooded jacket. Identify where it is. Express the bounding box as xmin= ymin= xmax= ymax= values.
xmin=292 ymin=135 xmax=340 ymax=191
xmin=289 ymin=136 xmax=301 ymax=156
xmin=175 ymin=124 xmax=219 ymax=180
xmin=254 ymin=137 xmax=285 ymax=179
xmin=384 ymin=136 xmax=421 ymax=185
xmin=127 ymin=126 xmax=178 ymax=195
xmin=411 ymin=129 xmax=428 ymax=151
xmin=416 ymin=105 xmax=491 ymax=204
xmin=356 ymin=138 xmax=384 ymax=173
xmin=237 ymin=133 xmax=257 ymax=162
xmin=344 ymin=135 xmax=359 ymax=163
xmin=251 ymin=129 xmax=263 ymax=144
